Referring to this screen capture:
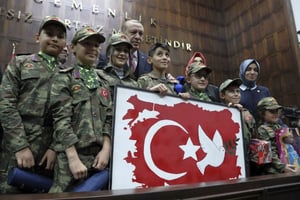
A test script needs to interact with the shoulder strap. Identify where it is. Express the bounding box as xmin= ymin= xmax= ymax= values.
xmin=59 ymin=66 xmax=74 ymax=73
